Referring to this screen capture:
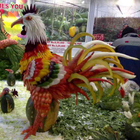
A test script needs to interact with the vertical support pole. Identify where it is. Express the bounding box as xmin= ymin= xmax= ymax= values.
xmin=85 ymin=0 xmax=97 ymax=42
